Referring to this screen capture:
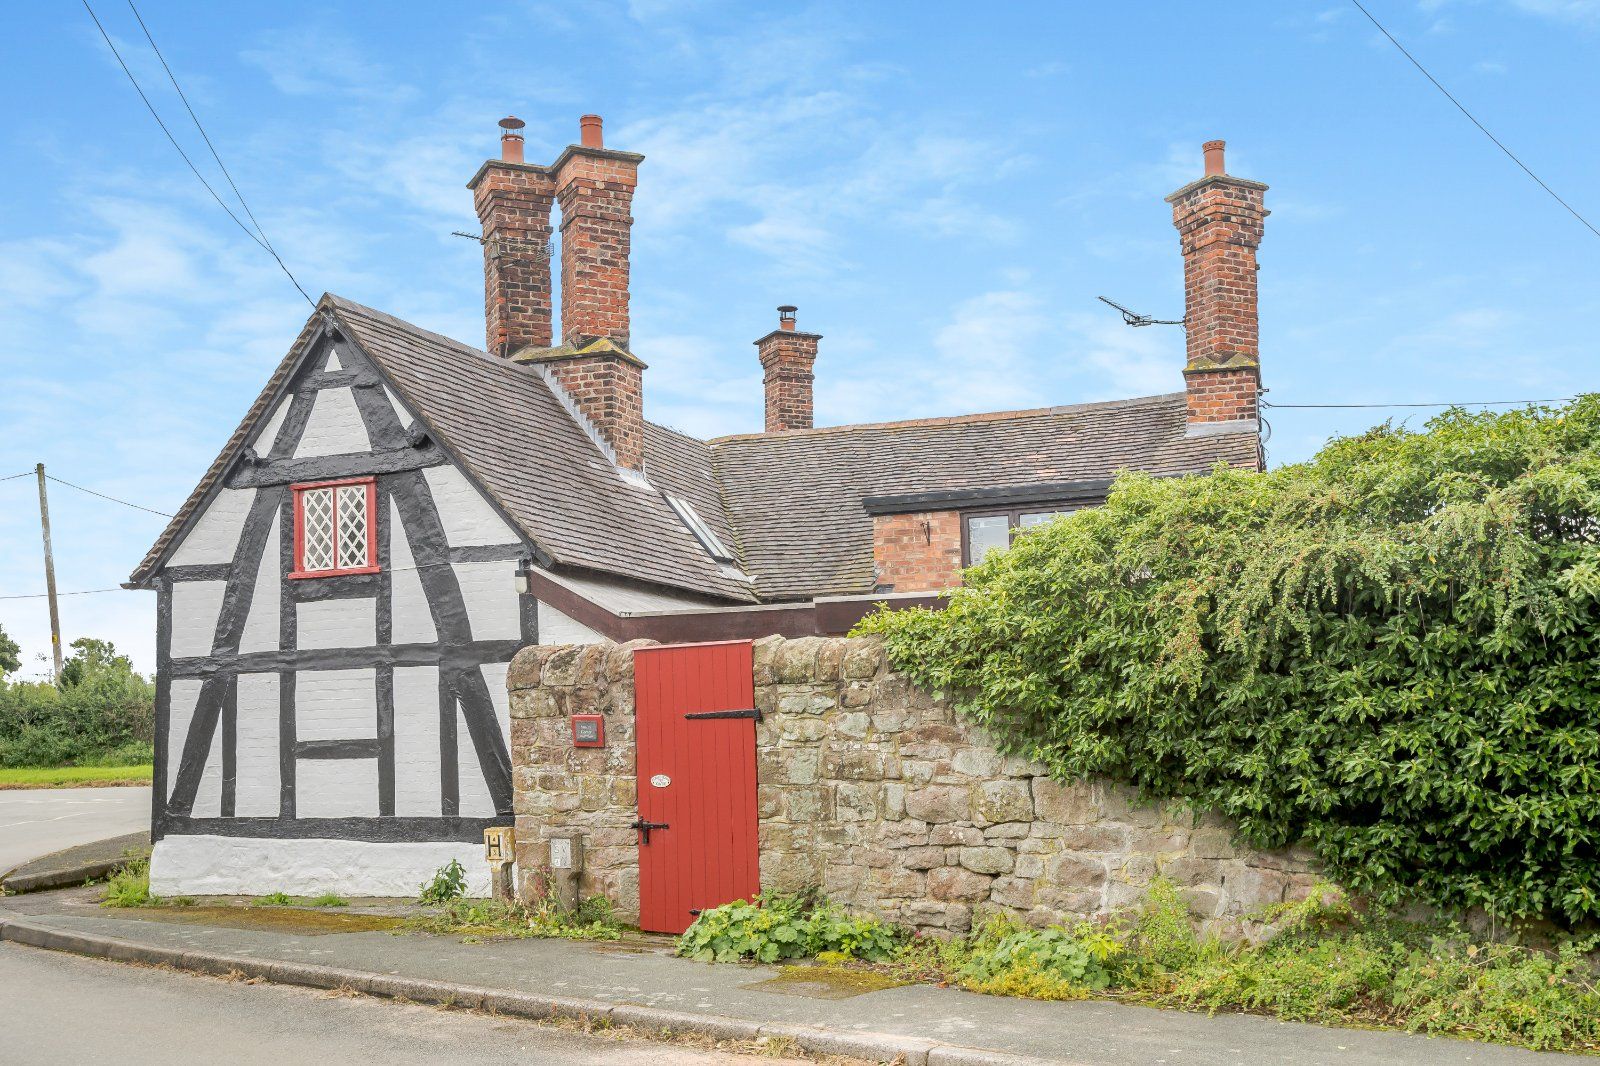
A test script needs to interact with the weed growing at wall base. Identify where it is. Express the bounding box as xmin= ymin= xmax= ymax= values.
xmin=860 ymin=397 xmax=1600 ymax=923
